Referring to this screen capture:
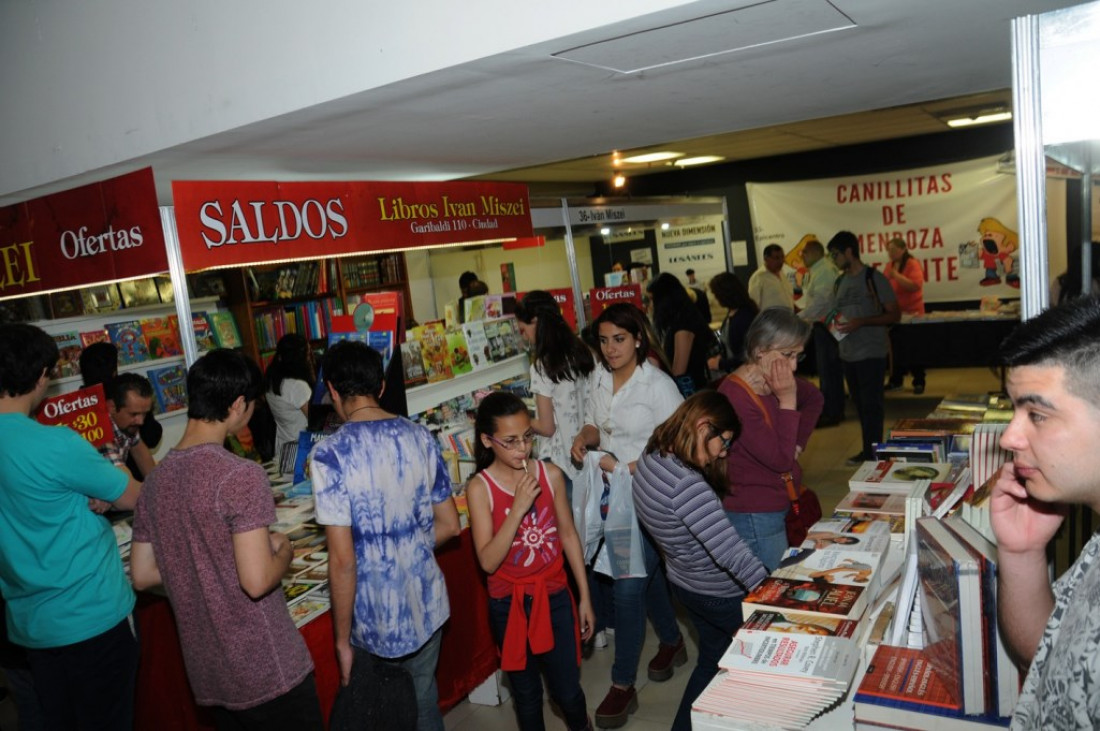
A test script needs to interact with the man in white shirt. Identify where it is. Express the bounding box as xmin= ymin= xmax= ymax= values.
xmin=797 ymin=239 xmax=844 ymax=426
xmin=748 ymin=244 xmax=794 ymax=312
